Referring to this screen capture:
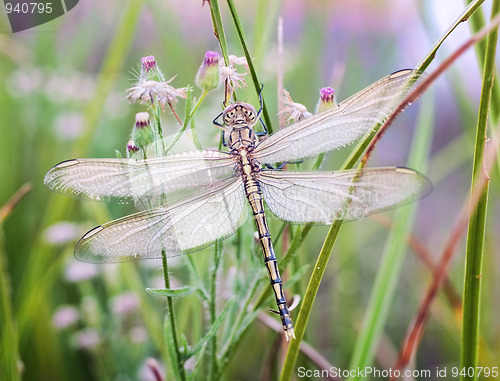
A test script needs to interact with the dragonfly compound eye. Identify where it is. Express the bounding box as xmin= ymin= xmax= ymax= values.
xmin=244 ymin=109 xmax=255 ymax=121
xmin=224 ymin=110 xmax=235 ymax=124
